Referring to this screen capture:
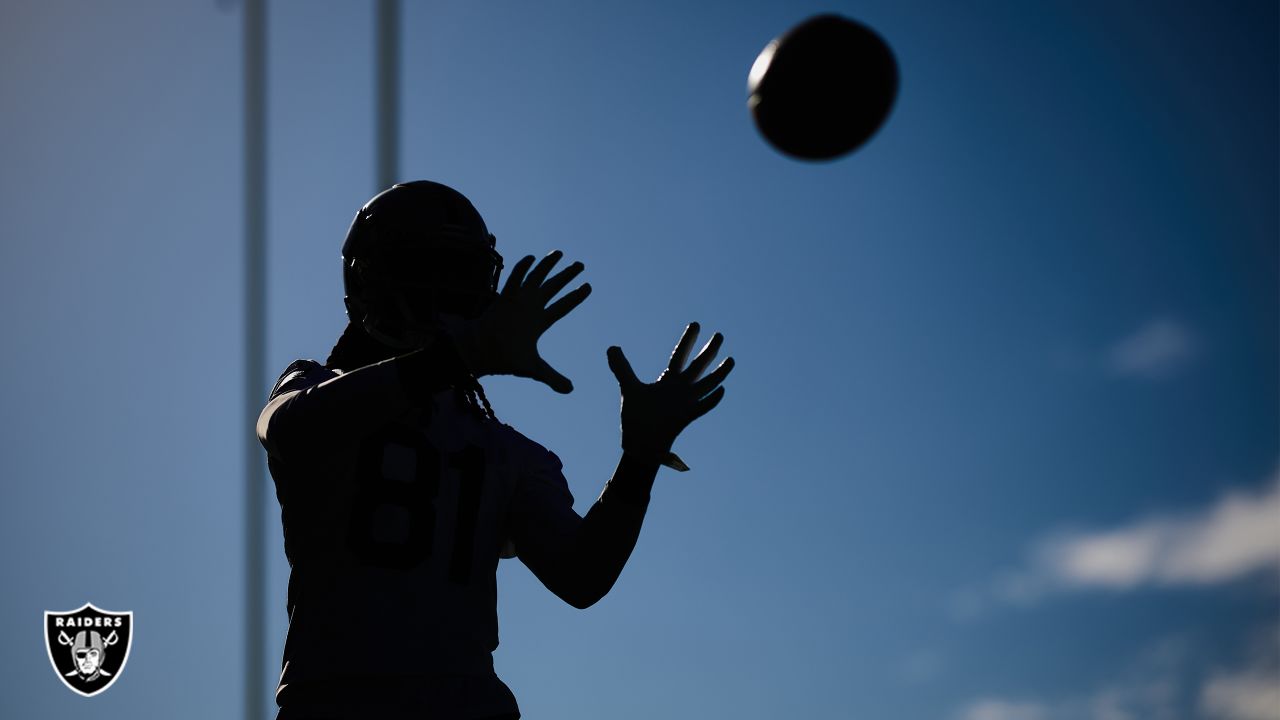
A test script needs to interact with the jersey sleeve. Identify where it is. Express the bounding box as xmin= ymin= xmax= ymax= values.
xmin=257 ymin=340 xmax=470 ymax=461
xmin=506 ymin=438 xmax=576 ymax=557
xmin=256 ymin=359 xmax=341 ymax=459
xmin=257 ymin=355 xmax=411 ymax=460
